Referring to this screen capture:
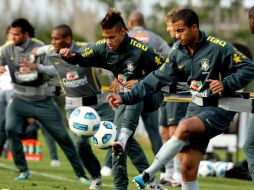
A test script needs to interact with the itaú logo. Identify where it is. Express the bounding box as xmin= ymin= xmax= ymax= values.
xmin=190 ymin=80 xmax=202 ymax=91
